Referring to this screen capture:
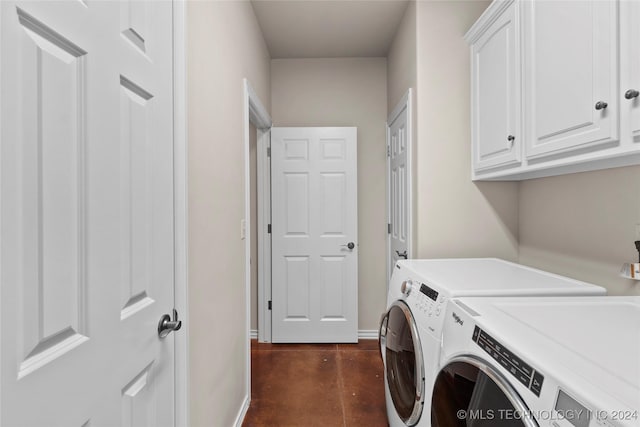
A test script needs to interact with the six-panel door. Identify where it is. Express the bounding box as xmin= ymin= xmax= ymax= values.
xmin=0 ymin=1 xmax=176 ymax=425
xmin=270 ymin=127 xmax=358 ymax=343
